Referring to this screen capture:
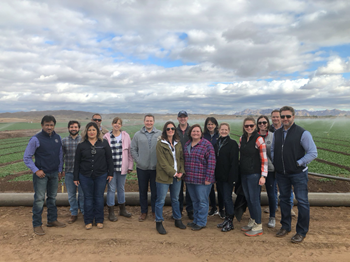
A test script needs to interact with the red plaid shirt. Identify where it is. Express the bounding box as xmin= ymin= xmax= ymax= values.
xmin=184 ymin=138 xmax=216 ymax=184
